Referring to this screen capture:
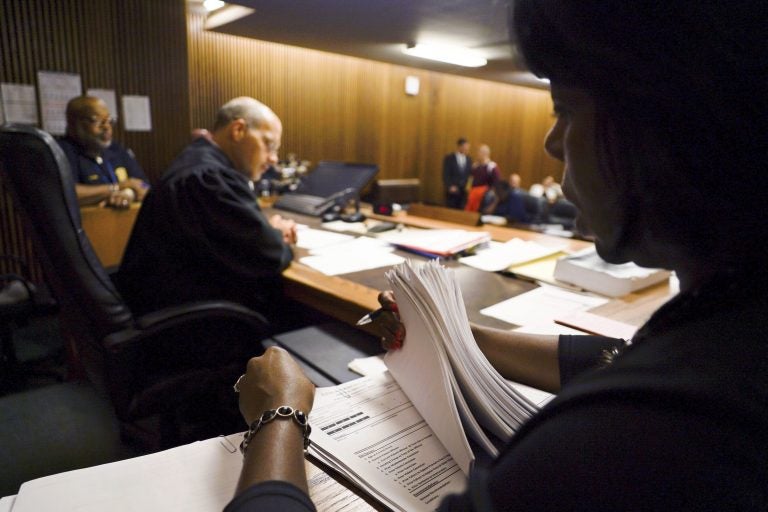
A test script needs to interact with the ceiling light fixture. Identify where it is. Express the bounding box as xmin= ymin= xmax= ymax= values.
xmin=402 ymin=43 xmax=487 ymax=68
xmin=203 ymin=0 xmax=225 ymax=12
